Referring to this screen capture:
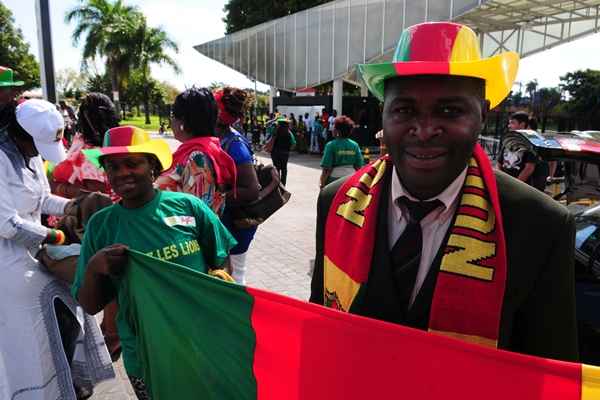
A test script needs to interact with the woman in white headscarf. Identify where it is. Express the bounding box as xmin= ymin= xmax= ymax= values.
xmin=0 ymin=99 xmax=115 ymax=399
